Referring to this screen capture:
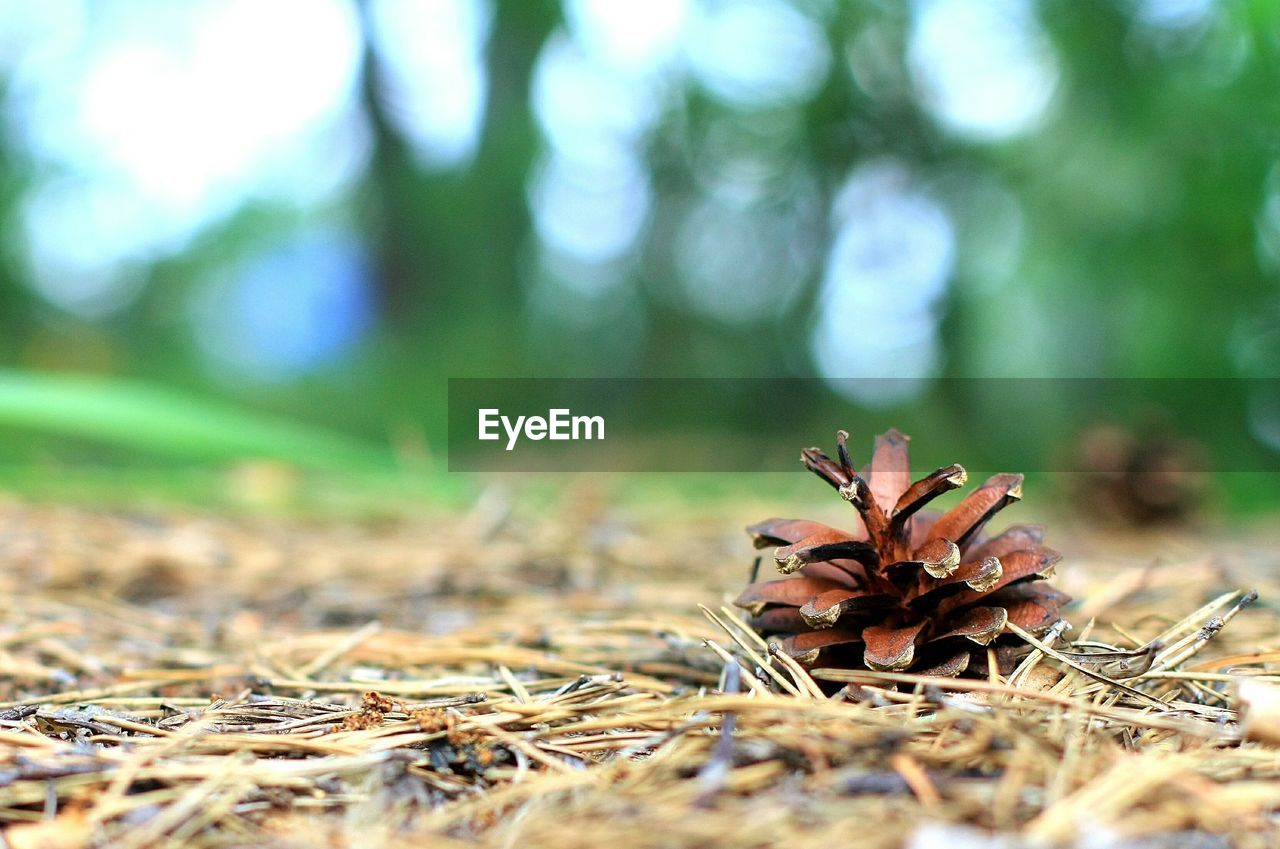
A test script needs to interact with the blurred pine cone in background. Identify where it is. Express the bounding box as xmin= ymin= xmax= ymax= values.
xmin=1075 ymin=423 xmax=1207 ymax=526
xmin=735 ymin=429 xmax=1067 ymax=677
